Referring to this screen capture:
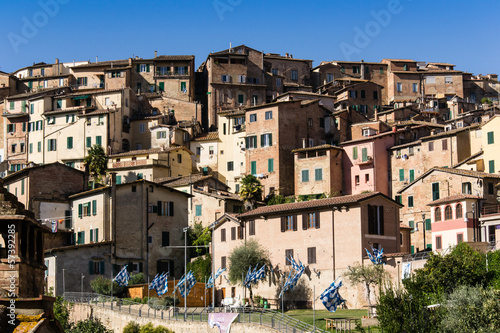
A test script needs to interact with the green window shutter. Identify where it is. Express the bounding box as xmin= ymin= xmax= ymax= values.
xmin=260 ymin=134 xmax=264 ymax=147
xmin=22 ymin=122 xmax=26 ymax=132
xmin=489 ymin=160 xmax=495 ymax=173
xmin=251 ymin=161 xmax=257 ymax=174
xmin=315 ymin=169 xmax=323 ymax=181
xmin=395 ymin=195 xmax=402 ymax=204
xmin=157 ymin=201 xmax=162 ymax=216
xmin=86 ymin=137 xmax=91 ymax=148
xmin=81 ymin=231 xmax=85 ymax=244
xmin=90 ymin=229 xmax=93 ymax=242
xmin=353 ymin=147 xmax=358 ymax=160
xmin=89 ymin=261 xmax=94 ymax=275
xmin=29 ymin=143 xmax=33 ymax=154
xmin=409 ymin=169 xmax=415 ymax=182
xmin=136 ymin=64 xmax=140 ymax=72
xmin=268 ymin=158 xmax=274 ymax=172
xmin=426 ymin=244 xmax=432 ymax=250
xmin=92 ymin=200 xmax=97 ymax=215
xmin=96 ymin=136 xmax=102 ymax=146
xmin=181 ymin=82 xmax=186 ymax=91
xmin=362 ymin=148 xmax=368 ymax=162
xmin=399 ymin=169 xmax=405 ymax=181
xmin=159 ymin=82 xmax=164 ymax=92
xmin=195 ymin=205 xmax=202 ymax=216
xmin=100 ymin=261 xmax=105 ymax=275
xmin=302 ymin=170 xmax=309 ymax=182
xmin=21 ymin=179 xmax=24 ymax=195
xmin=252 ymin=136 xmax=257 ymax=148
xmin=488 ymin=131 xmax=494 ymax=144
xmin=409 ymin=220 xmax=414 ymax=233
xmin=28 ymin=81 xmax=32 ymax=89
xmin=116 ymin=175 xmax=121 ymax=184
xmin=67 ymin=137 xmax=73 ymax=149
xmin=432 ymin=183 xmax=440 ymax=200
xmin=78 ymin=204 xmax=83 ymax=218
xmin=95 ymin=228 xmax=99 ymax=242
xmin=408 ymin=196 xmax=413 ymax=207
xmin=410 ymin=245 xmax=414 ymax=254
xmin=269 ymin=133 xmax=272 ymax=146
xmin=146 ymin=64 xmax=150 ymax=72
xmin=238 ymin=94 xmax=244 ymax=104
xmin=425 ymin=219 xmax=431 ymax=231
xmin=37 ymin=141 xmax=41 ymax=152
